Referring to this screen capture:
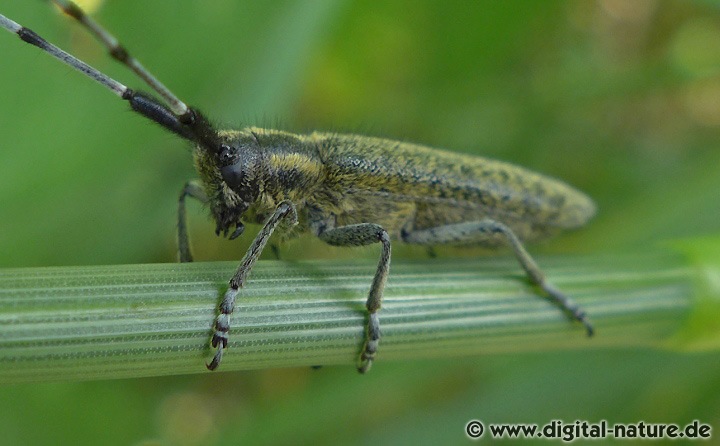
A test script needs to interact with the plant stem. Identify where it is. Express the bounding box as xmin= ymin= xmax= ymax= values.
xmin=0 ymin=248 xmax=714 ymax=384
